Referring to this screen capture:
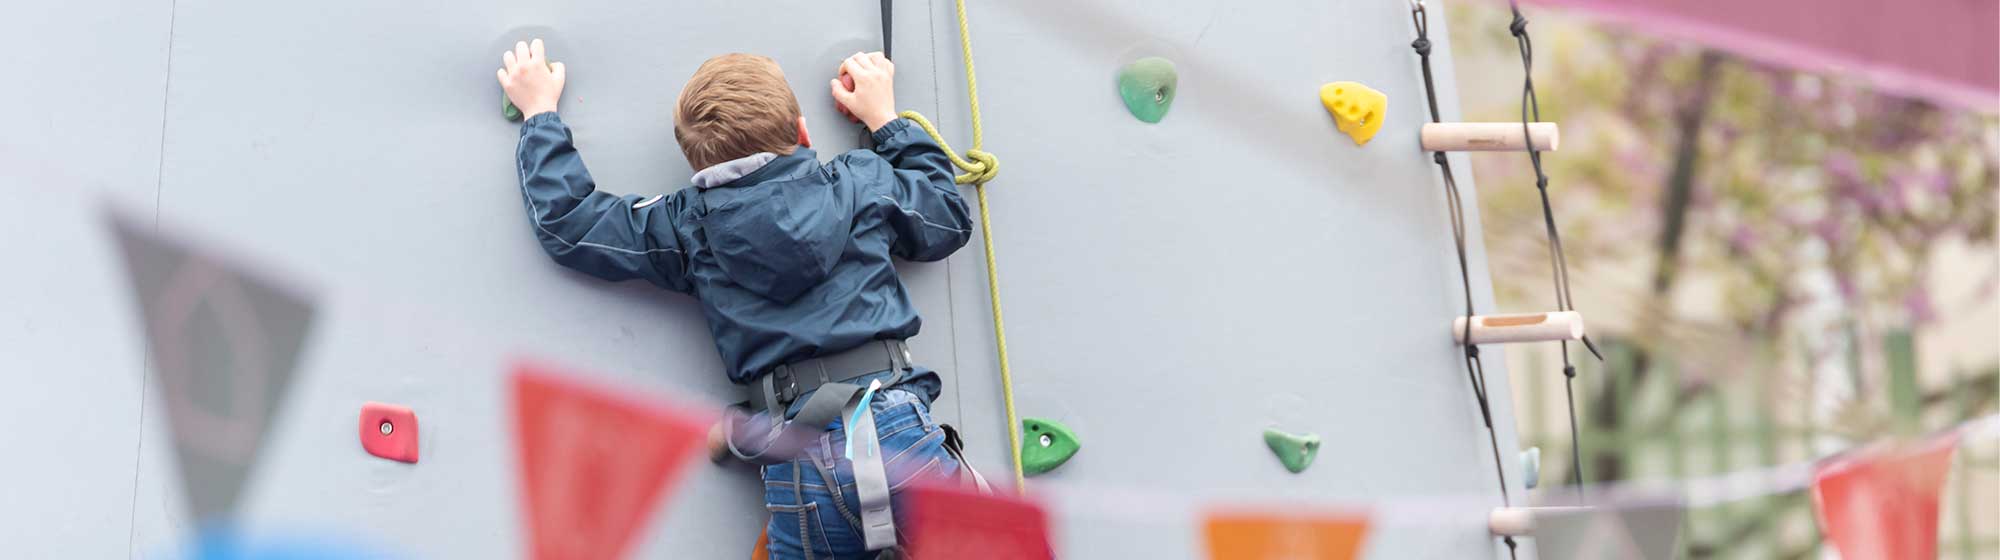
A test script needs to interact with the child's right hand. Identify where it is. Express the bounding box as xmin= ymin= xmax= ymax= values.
xmin=830 ymin=52 xmax=896 ymax=131
xmin=496 ymin=39 xmax=566 ymax=120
